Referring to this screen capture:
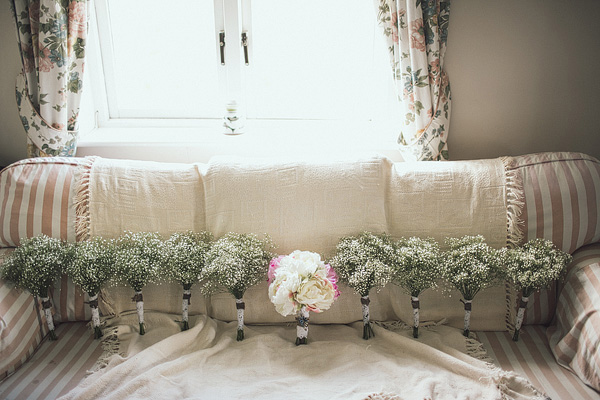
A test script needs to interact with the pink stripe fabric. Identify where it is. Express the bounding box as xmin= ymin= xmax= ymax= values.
xmin=0 ymin=157 xmax=83 ymax=247
xmin=0 ymin=158 xmax=91 ymax=322
xmin=478 ymin=326 xmax=600 ymax=399
xmin=548 ymin=242 xmax=600 ymax=392
xmin=508 ymin=152 xmax=600 ymax=325
xmin=0 ymin=322 xmax=103 ymax=399
xmin=0 ymin=248 xmax=46 ymax=382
